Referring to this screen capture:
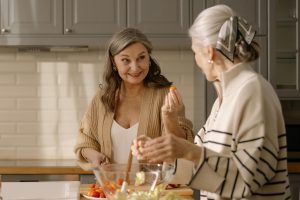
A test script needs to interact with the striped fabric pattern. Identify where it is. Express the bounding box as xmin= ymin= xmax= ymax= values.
xmin=172 ymin=63 xmax=291 ymax=200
